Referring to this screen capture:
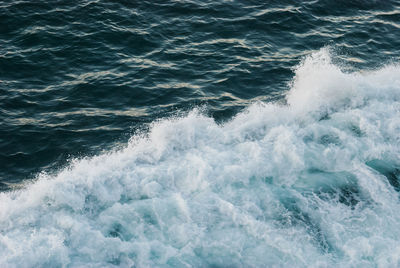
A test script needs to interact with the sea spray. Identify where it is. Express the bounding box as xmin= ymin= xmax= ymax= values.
xmin=1 ymin=49 xmax=400 ymax=267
